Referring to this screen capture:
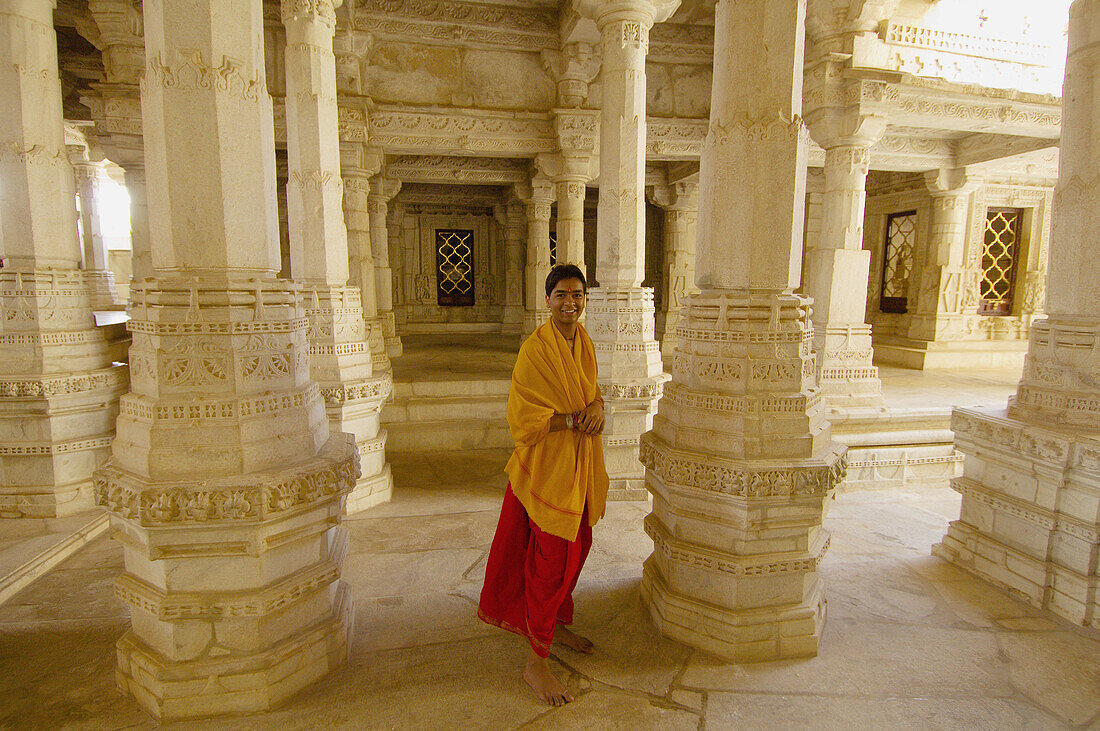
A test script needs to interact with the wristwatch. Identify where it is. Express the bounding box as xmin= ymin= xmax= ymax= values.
xmin=565 ymin=414 xmax=574 ymax=430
